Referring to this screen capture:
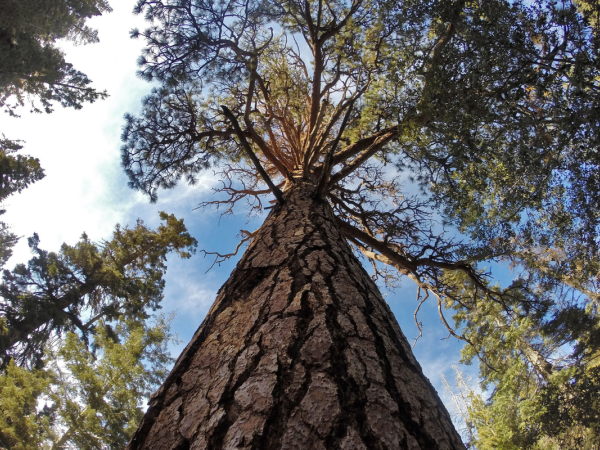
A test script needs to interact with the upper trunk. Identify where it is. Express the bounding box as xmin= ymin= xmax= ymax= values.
xmin=127 ymin=182 xmax=464 ymax=450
